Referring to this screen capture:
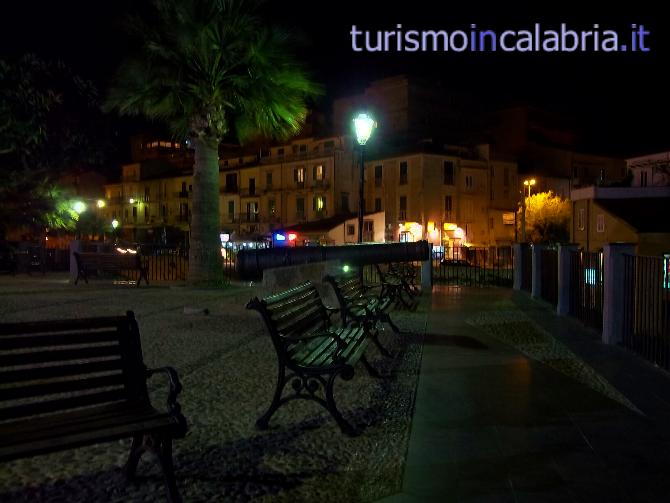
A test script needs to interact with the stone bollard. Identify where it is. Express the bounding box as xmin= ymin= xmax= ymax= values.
xmin=531 ymin=243 xmax=545 ymax=300
xmin=602 ymin=243 xmax=636 ymax=345
xmin=556 ymin=244 xmax=578 ymax=316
